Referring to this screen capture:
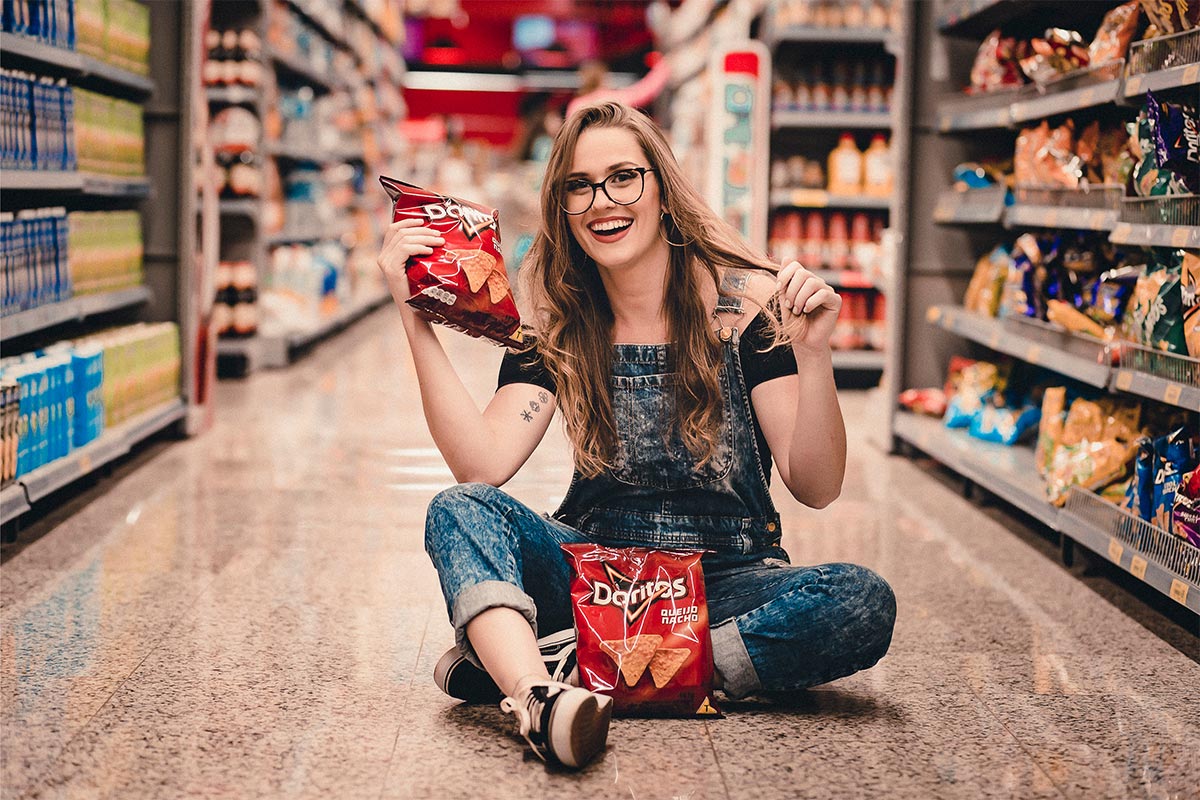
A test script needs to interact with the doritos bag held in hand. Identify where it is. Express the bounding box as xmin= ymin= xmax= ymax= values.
xmin=380 ymin=176 xmax=523 ymax=348
xmin=561 ymin=544 xmax=721 ymax=718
